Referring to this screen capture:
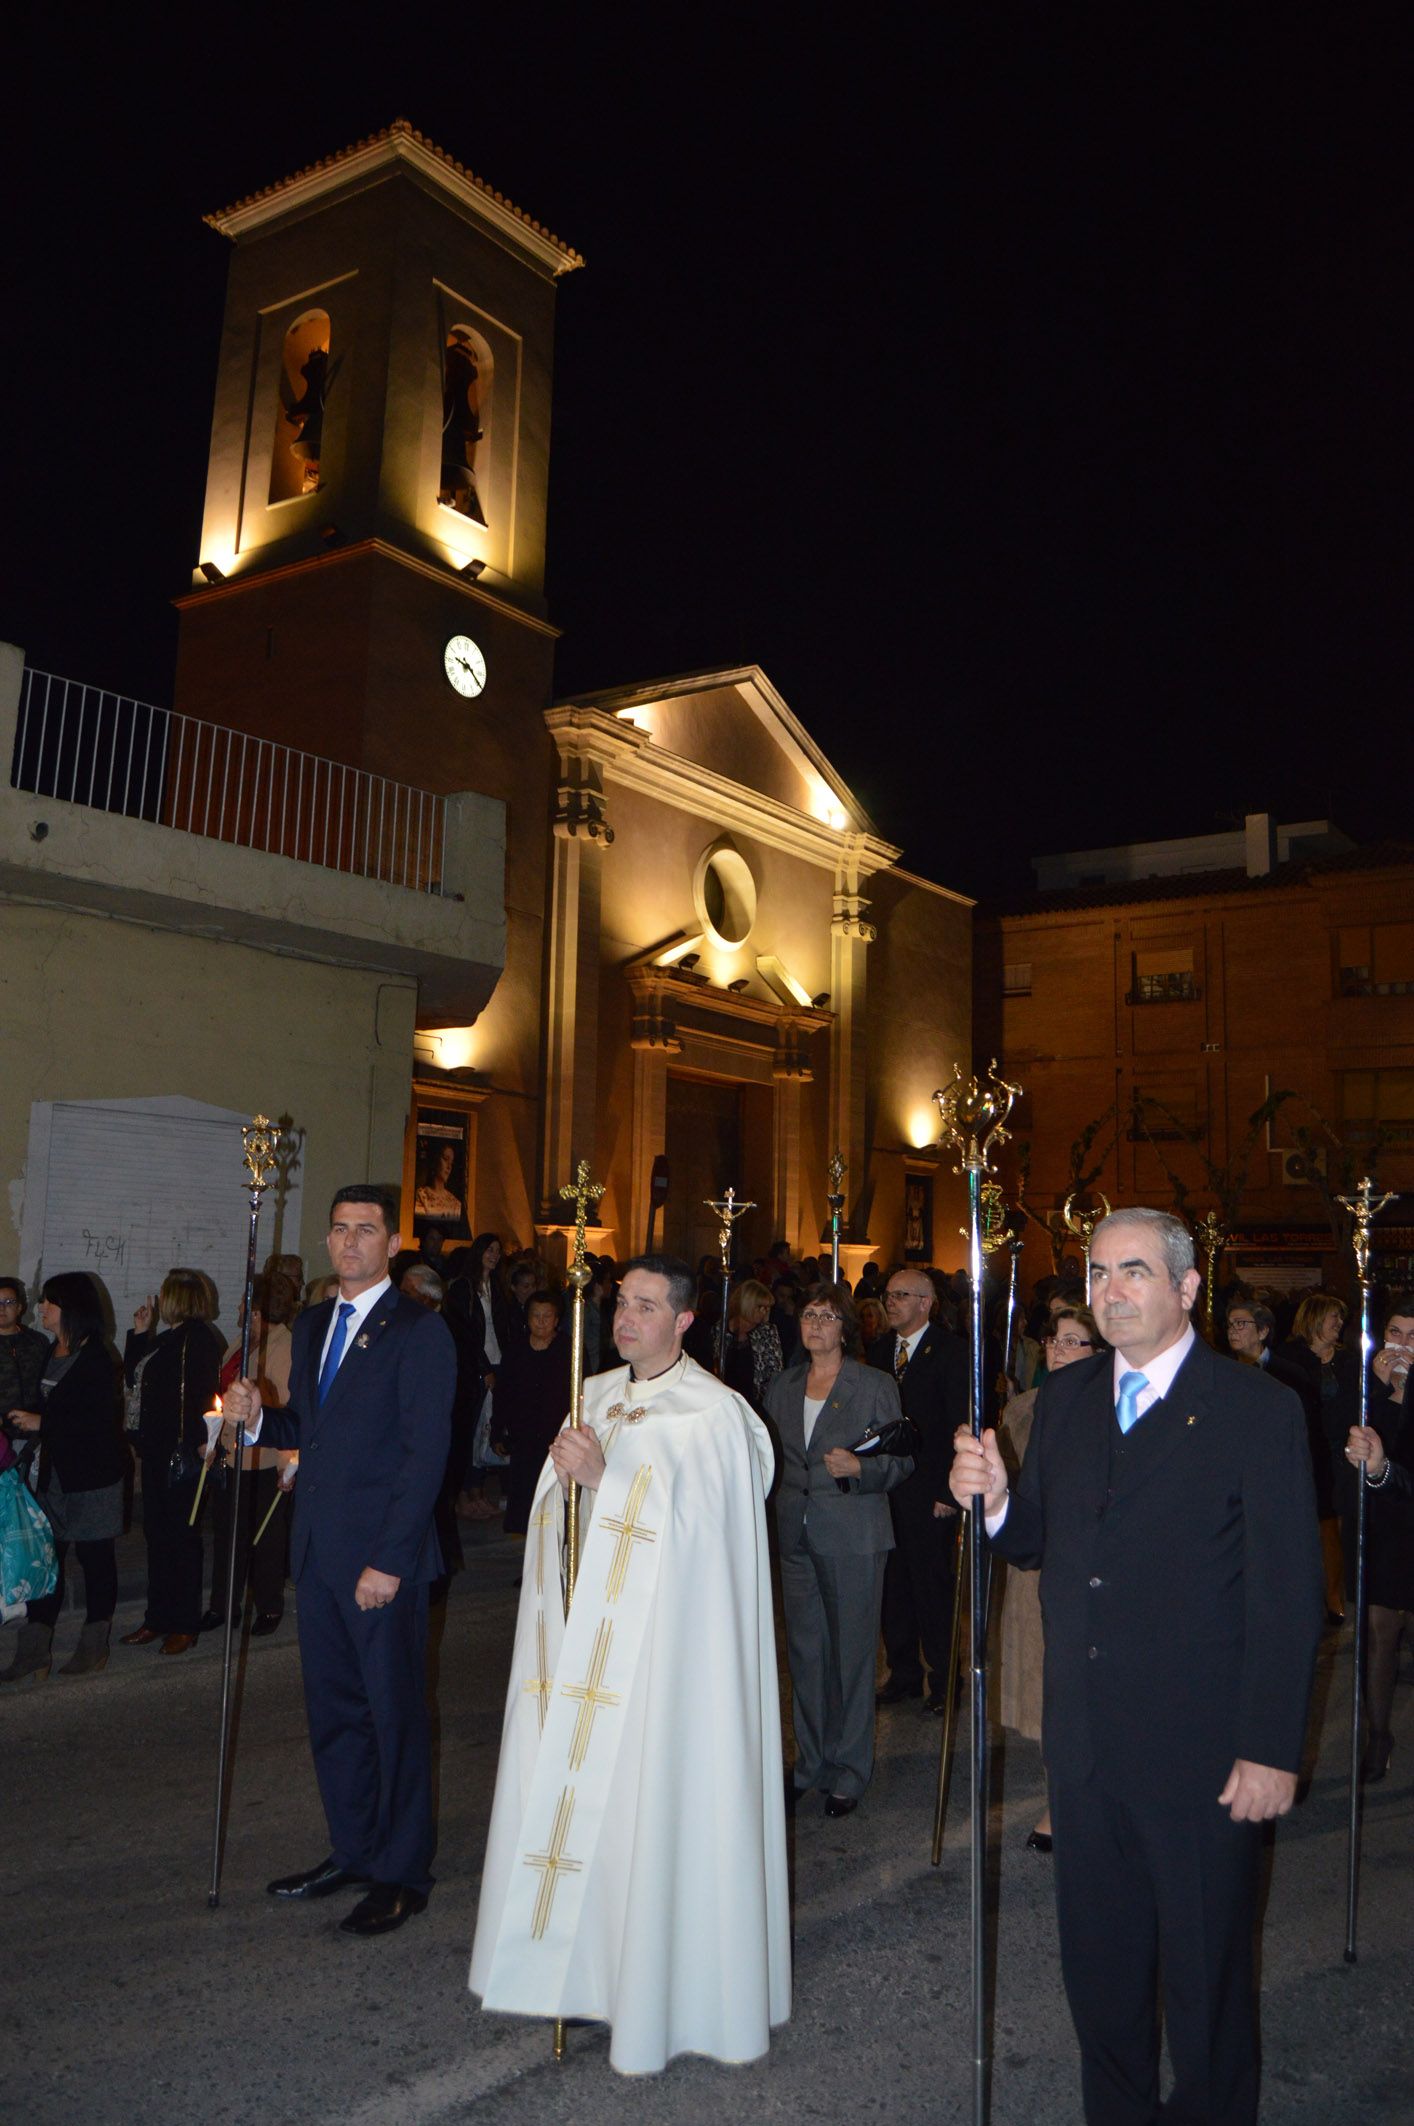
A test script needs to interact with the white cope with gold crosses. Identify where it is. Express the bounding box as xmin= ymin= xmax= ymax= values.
xmin=469 ymin=1354 xmax=791 ymax=2075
